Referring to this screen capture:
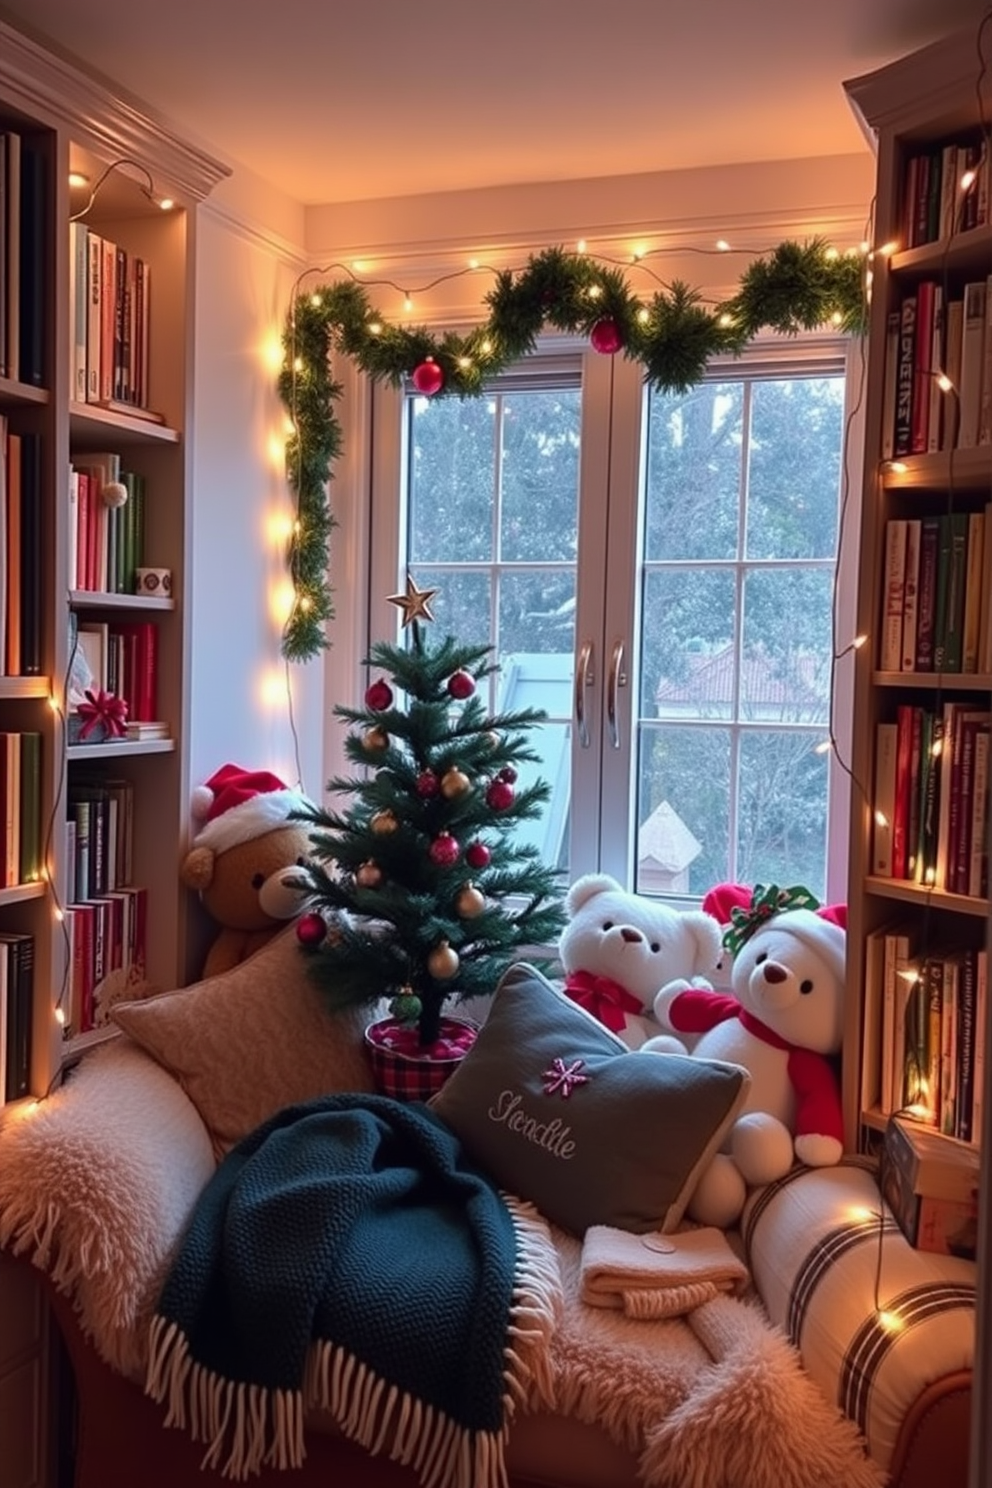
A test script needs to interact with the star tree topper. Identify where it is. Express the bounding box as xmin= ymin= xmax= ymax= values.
xmin=388 ymin=574 xmax=438 ymax=627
